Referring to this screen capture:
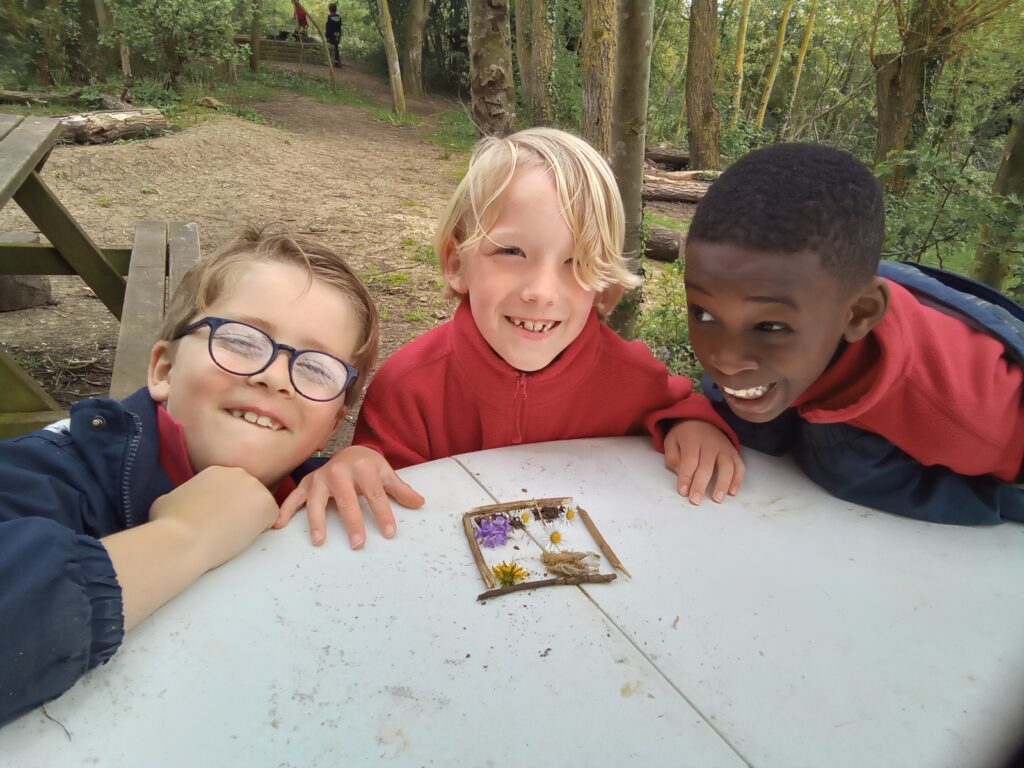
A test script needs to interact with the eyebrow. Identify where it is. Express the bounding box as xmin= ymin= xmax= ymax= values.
xmin=233 ymin=315 xmax=334 ymax=351
xmin=686 ymin=280 xmax=799 ymax=310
